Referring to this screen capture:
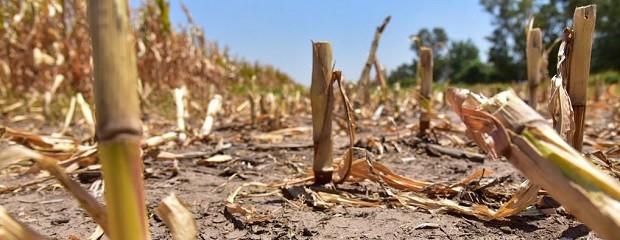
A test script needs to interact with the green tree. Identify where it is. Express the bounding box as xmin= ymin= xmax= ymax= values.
xmin=481 ymin=0 xmax=535 ymax=81
xmin=481 ymin=0 xmax=620 ymax=79
xmin=569 ymin=0 xmax=620 ymax=71
xmin=453 ymin=60 xmax=494 ymax=83
xmin=410 ymin=27 xmax=449 ymax=81
xmin=388 ymin=61 xmax=417 ymax=87
xmin=447 ymin=39 xmax=480 ymax=77
xmin=390 ymin=33 xmax=492 ymax=85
